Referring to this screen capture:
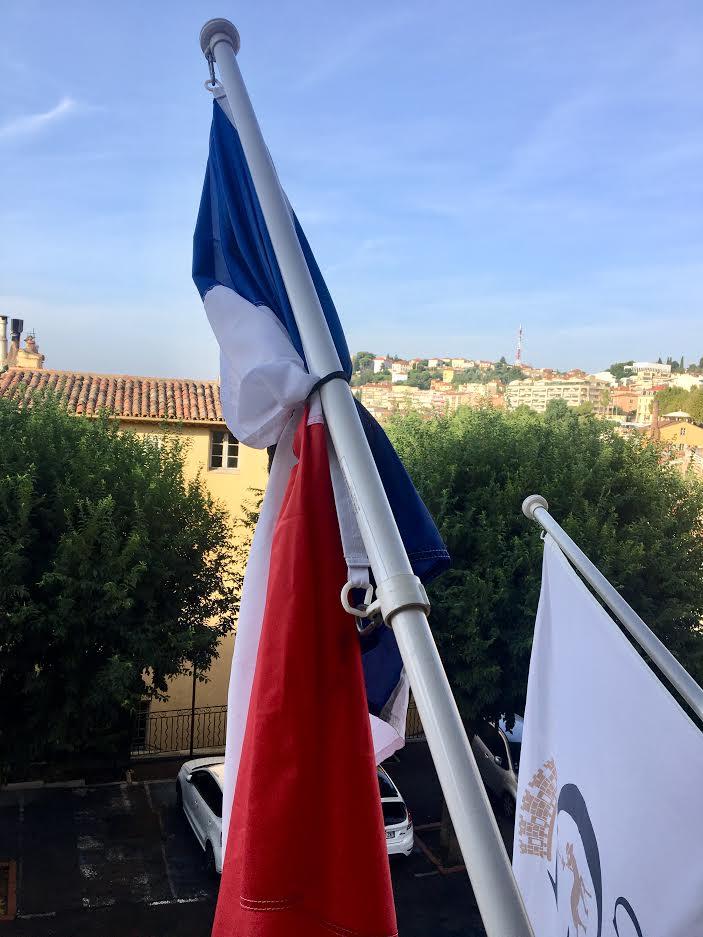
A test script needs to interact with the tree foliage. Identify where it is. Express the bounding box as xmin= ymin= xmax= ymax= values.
xmin=0 ymin=395 xmax=245 ymax=775
xmin=608 ymin=360 xmax=634 ymax=381
xmin=352 ymin=351 xmax=375 ymax=373
xmin=386 ymin=405 xmax=703 ymax=727
xmin=656 ymin=386 xmax=703 ymax=422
